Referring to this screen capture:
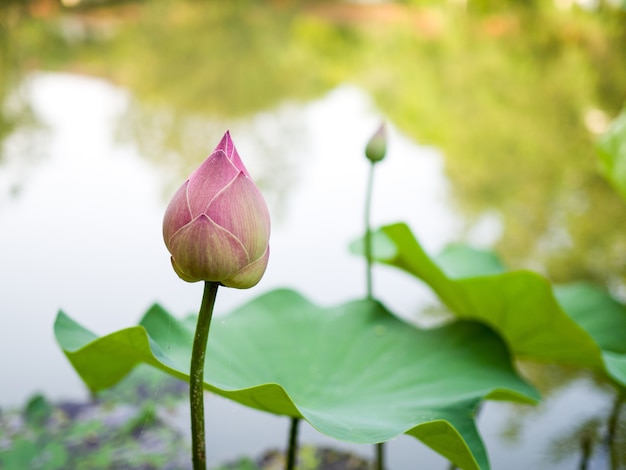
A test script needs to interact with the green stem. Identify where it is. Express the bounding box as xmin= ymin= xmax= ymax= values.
xmin=286 ymin=417 xmax=300 ymax=470
xmin=579 ymin=433 xmax=592 ymax=470
xmin=365 ymin=162 xmax=385 ymax=468
xmin=376 ymin=442 xmax=385 ymax=470
xmin=364 ymin=162 xmax=376 ymax=301
xmin=190 ymin=281 xmax=220 ymax=470
xmin=607 ymin=390 xmax=624 ymax=470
